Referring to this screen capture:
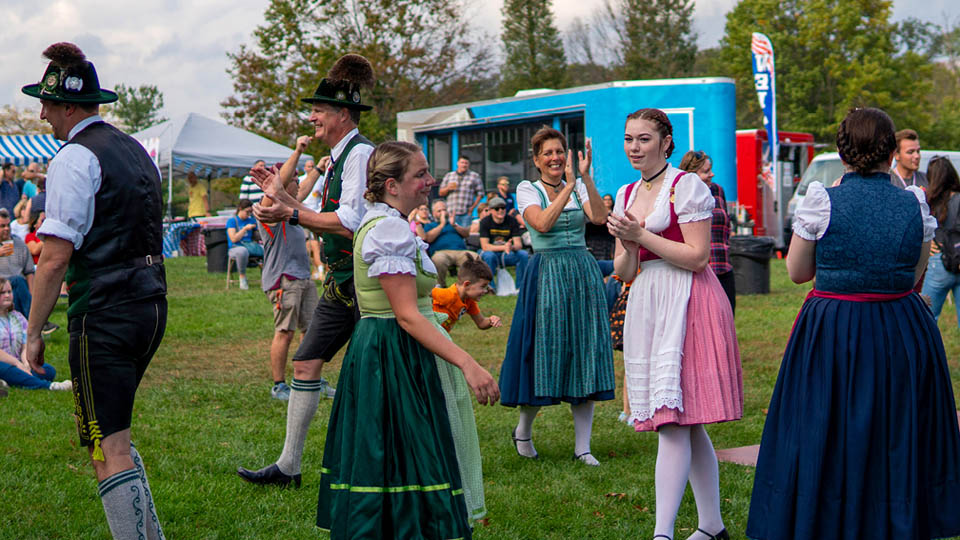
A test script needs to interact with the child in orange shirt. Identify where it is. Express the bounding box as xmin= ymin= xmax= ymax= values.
xmin=432 ymin=258 xmax=502 ymax=332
